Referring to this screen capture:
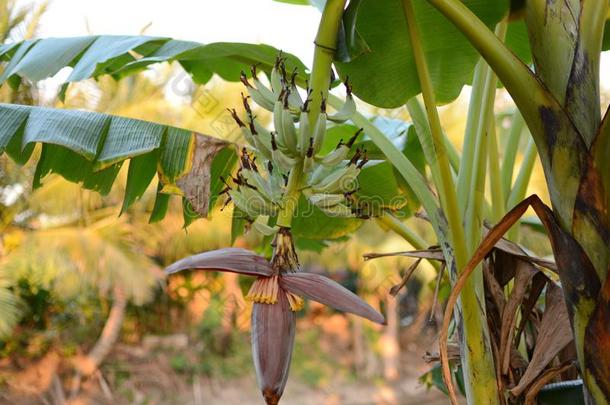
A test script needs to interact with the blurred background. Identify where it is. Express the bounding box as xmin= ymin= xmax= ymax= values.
xmin=0 ymin=1 xmax=609 ymax=404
